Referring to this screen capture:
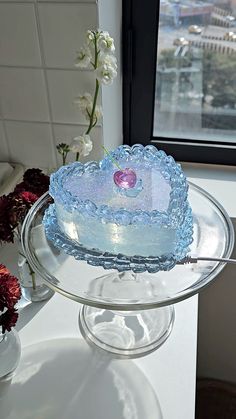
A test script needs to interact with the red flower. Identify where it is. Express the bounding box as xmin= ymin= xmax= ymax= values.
xmin=0 ymin=273 xmax=21 ymax=310
xmin=0 ymin=195 xmax=10 ymax=214
xmin=20 ymin=191 xmax=38 ymax=205
xmin=0 ymin=266 xmax=21 ymax=333
xmin=13 ymin=181 xmax=27 ymax=194
xmin=0 ymin=195 xmax=18 ymax=242
xmin=7 ymin=194 xmax=28 ymax=229
xmin=22 ymin=169 xmax=49 ymax=197
xmin=0 ymin=265 xmax=10 ymax=275
xmin=0 ymin=309 xmax=18 ymax=334
xmin=0 ymin=167 xmax=49 ymax=244
xmin=0 ymin=223 xmax=14 ymax=243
